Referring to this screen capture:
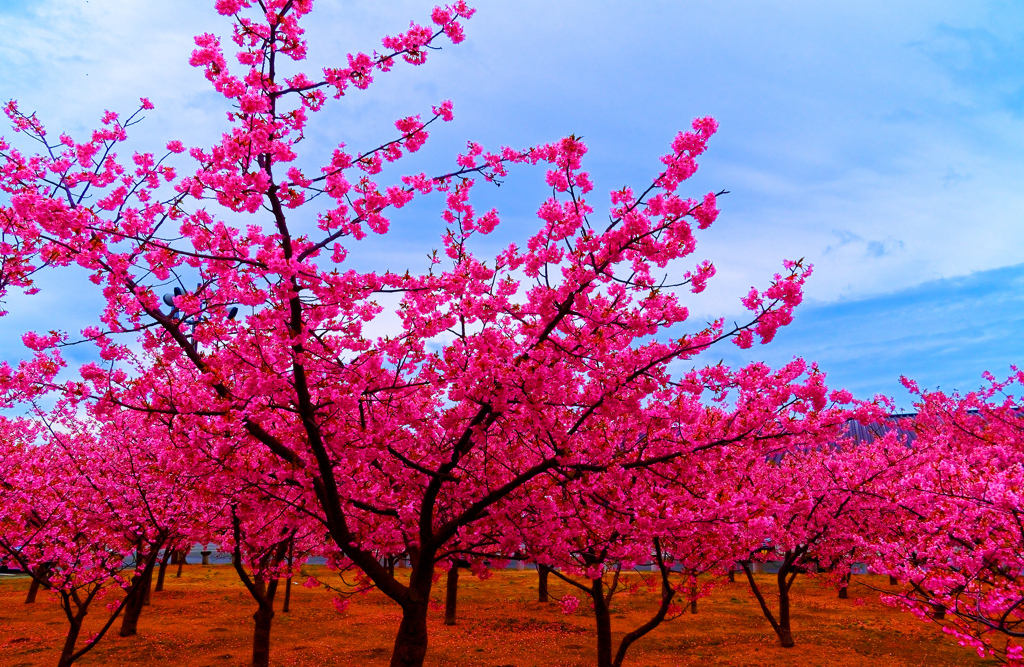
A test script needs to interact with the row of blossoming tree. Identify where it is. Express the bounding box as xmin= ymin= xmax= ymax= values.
xmin=0 ymin=2 xmax=1021 ymax=667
